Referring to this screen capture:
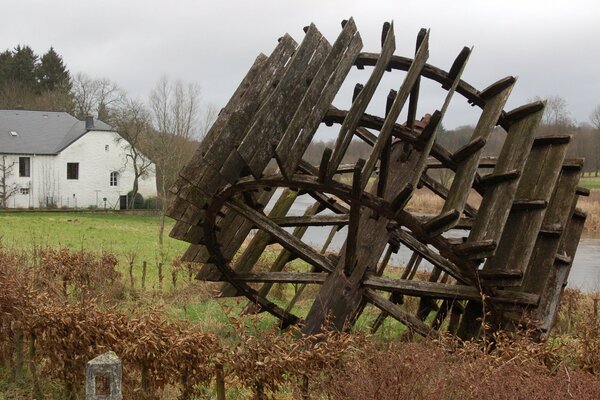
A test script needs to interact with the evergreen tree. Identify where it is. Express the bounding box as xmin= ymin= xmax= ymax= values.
xmin=9 ymin=45 xmax=38 ymax=89
xmin=38 ymin=47 xmax=71 ymax=92
xmin=0 ymin=50 xmax=13 ymax=83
